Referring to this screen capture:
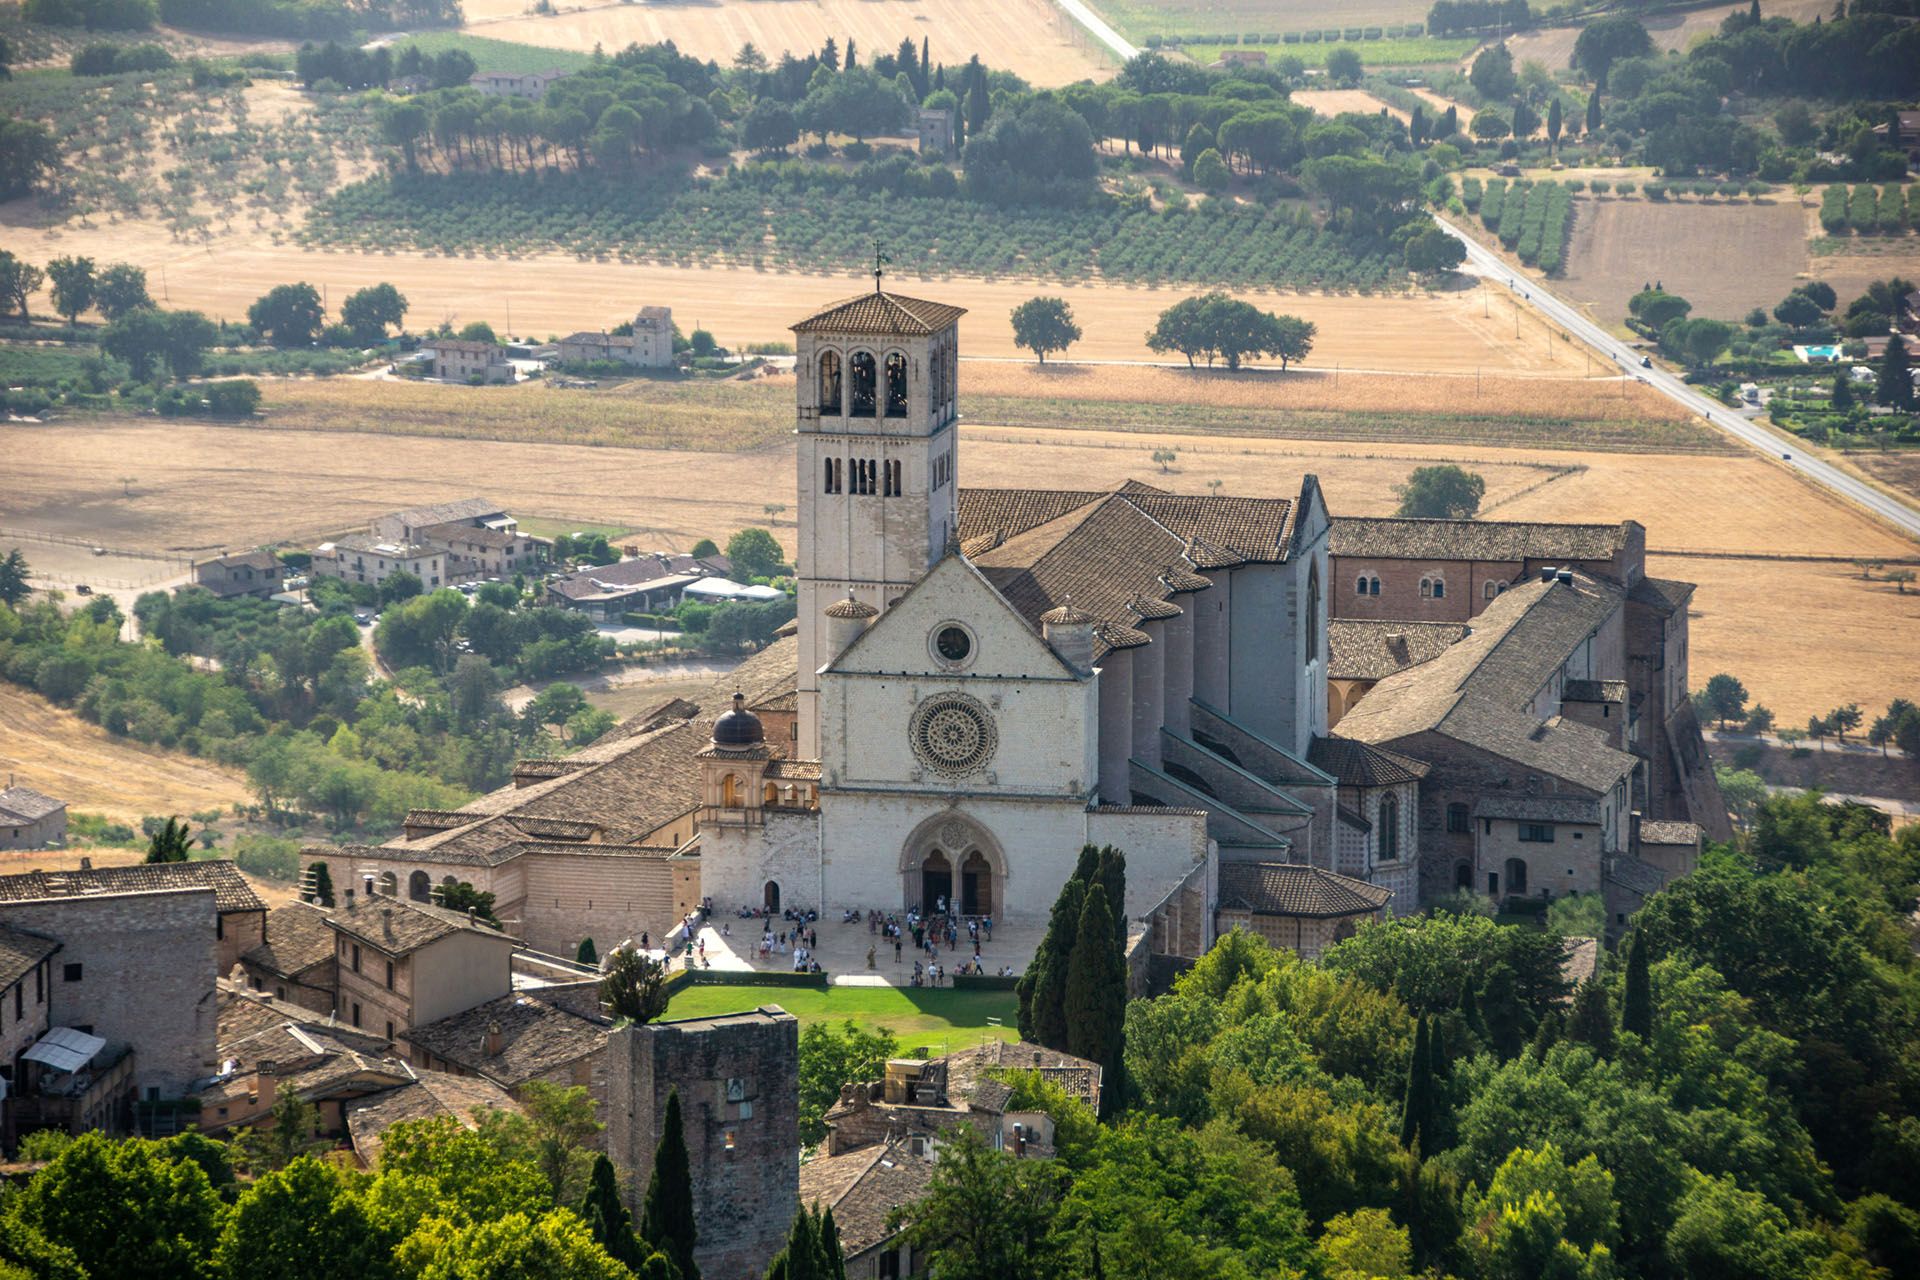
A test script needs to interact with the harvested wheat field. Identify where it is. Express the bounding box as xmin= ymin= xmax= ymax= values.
xmin=10 ymin=231 xmax=1564 ymax=373
xmin=1559 ymin=197 xmax=1810 ymax=325
xmin=1497 ymin=0 xmax=1828 ymax=70
xmin=1807 ymin=246 xmax=1920 ymax=312
xmin=0 ymin=684 xmax=252 ymax=827
xmin=458 ymin=0 xmax=1110 ymax=87
xmin=1291 ymin=89 xmax=1409 ymax=125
